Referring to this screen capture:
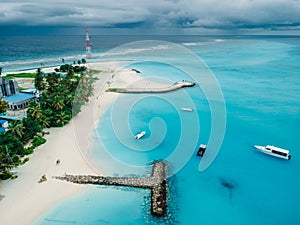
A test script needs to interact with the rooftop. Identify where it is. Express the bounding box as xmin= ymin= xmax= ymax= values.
xmin=0 ymin=119 xmax=8 ymax=124
xmin=20 ymin=88 xmax=38 ymax=94
xmin=0 ymin=115 xmax=21 ymax=121
xmin=2 ymin=93 xmax=35 ymax=103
